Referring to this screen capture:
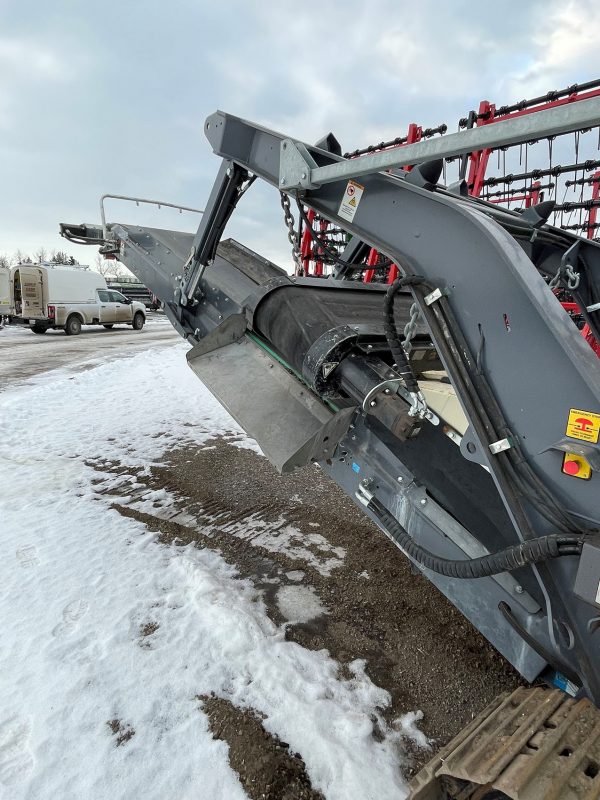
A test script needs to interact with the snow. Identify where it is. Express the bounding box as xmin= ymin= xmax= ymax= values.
xmin=276 ymin=585 xmax=328 ymax=623
xmin=0 ymin=342 xmax=415 ymax=799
